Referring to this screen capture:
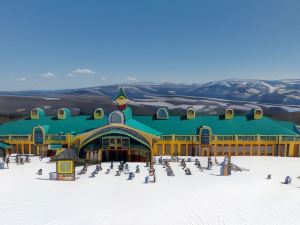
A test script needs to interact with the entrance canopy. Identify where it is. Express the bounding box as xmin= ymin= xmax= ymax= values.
xmin=79 ymin=126 xmax=152 ymax=150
